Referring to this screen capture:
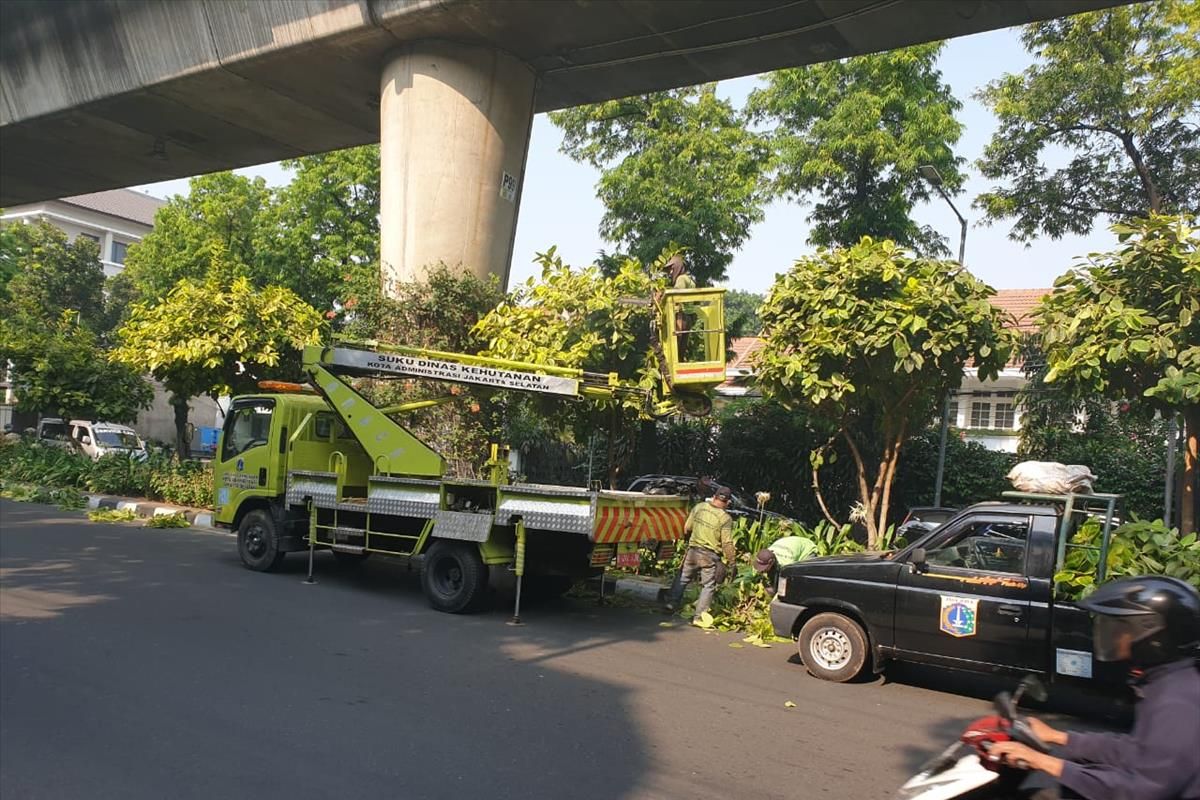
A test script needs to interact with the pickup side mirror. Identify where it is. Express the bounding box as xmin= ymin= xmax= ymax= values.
xmin=80 ymin=435 xmax=92 ymax=445
xmin=909 ymin=547 xmax=927 ymax=573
